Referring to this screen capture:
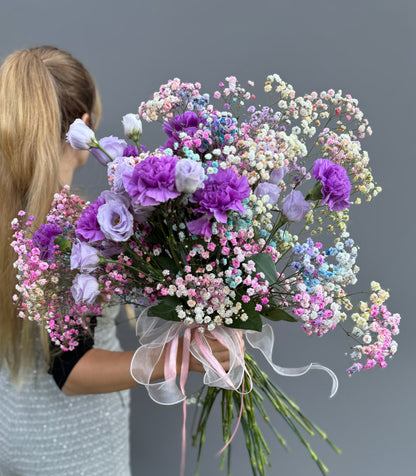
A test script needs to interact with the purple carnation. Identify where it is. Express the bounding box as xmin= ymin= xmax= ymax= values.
xmin=90 ymin=136 xmax=127 ymax=166
xmin=122 ymin=155 xmax=180 ymax=206
xmin=187 ymin=169 xmax=250 ymax=236
xmin=32 ymin=223 xmax=63 ymax=260
xmin=312 ymin=159 xmax=351 ymax=211
xmin=76 ymin=196 xmax=106 ymax=242
xmin=163 ymin=111 xmax=199 ymax=149
xmin=282 ymin=190 xmax=312 ymax=221
xmin=123 ymin=144 xmax=148 ymax=157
